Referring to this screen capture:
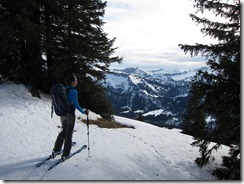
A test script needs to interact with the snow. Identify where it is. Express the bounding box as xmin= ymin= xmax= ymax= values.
xmin=0 ymin=82 xmax=230 ymax=181
xmin=141 ymin=90 xmax=158 ymax=98
xmin=105 ymin=73 xmax=130 ymax=90
xmin=143 ymin=109 xmax=175 ymax=117
xmin=129 ymin=74 xmax=142 ymax=85
xmin=147 ymin=68 xmax=198 ymax=81
xmin=145 ymin=82 xmax=157 ymax=92
xmin=170 ymin=70 xmax=196 ymax=81
xmin=134 ymin=110 xmax=144 ymax=114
